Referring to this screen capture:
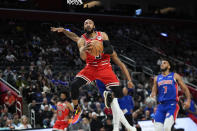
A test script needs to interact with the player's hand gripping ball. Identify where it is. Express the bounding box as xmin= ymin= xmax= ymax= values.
xmin=89 ymin=40 xmax=103 ymax=56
